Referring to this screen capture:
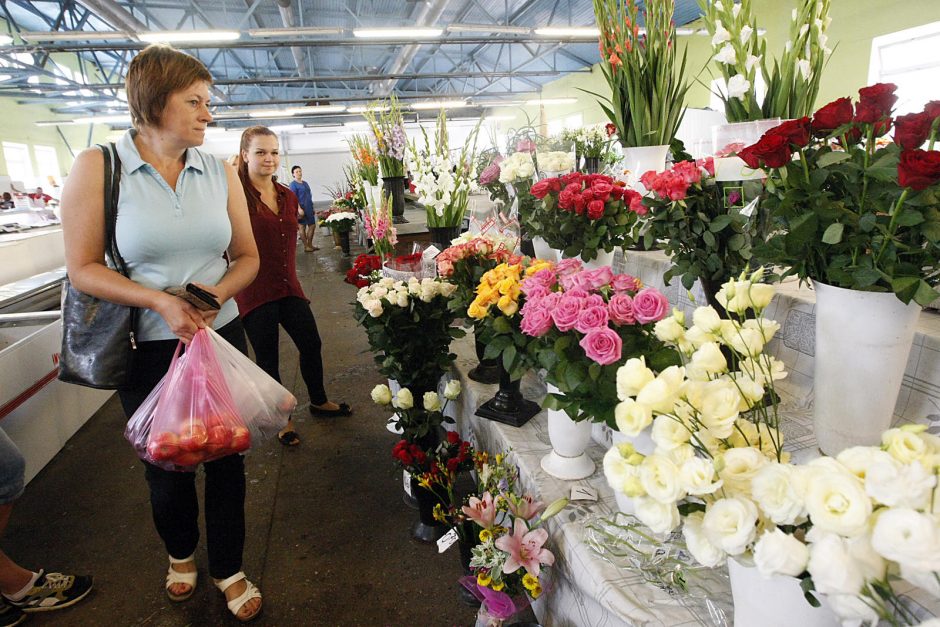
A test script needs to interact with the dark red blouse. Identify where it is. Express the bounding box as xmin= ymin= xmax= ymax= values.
xmin=235 ymin=174 xmax=309 ymax=318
